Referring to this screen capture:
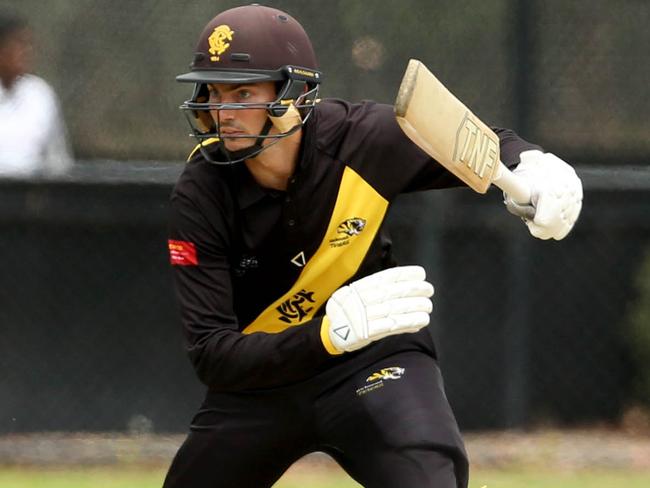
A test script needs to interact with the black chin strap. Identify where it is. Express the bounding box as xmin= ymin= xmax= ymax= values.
xmin=199 ymin=117 xmax=304 ymax=166
xmin=218 ymin=118 xmax=275 ymax=164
